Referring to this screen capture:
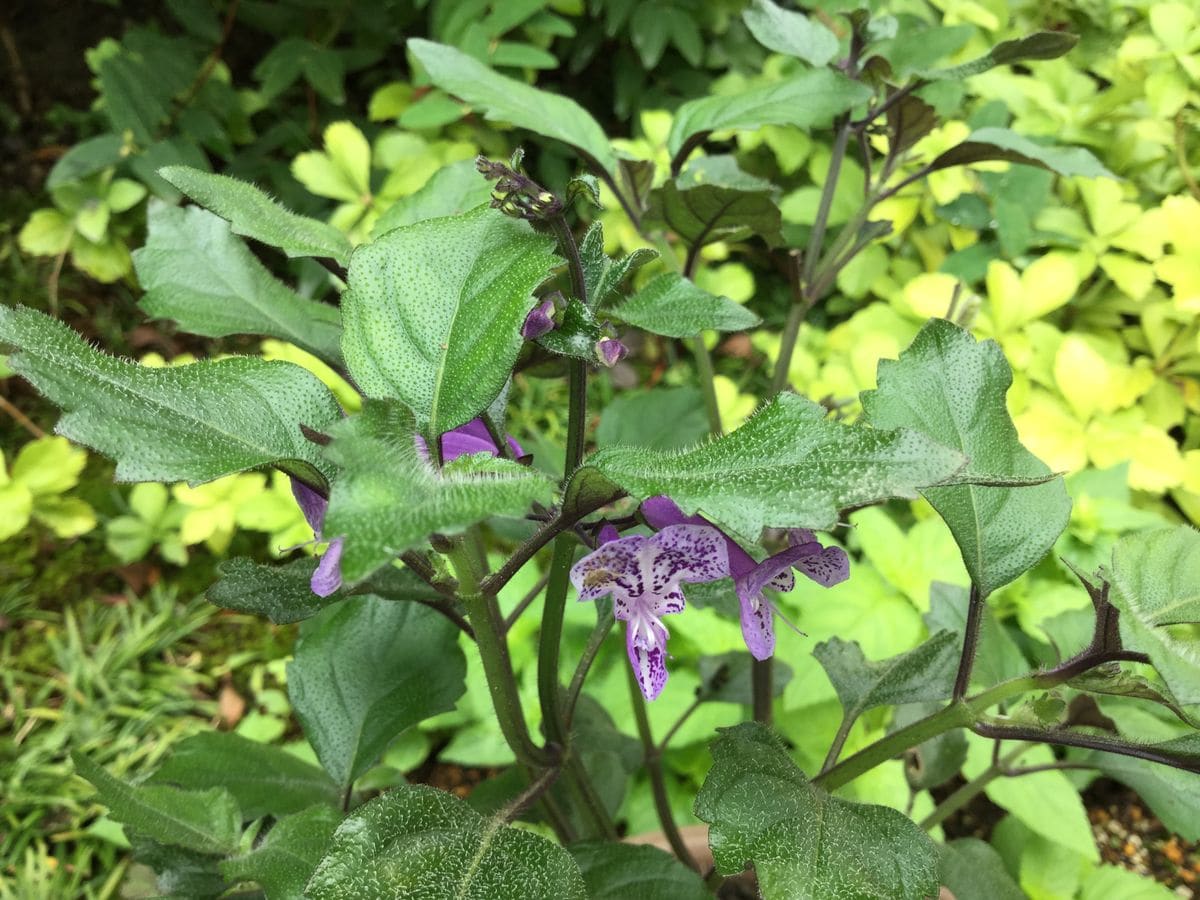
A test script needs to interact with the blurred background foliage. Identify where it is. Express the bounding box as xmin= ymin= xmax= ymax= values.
xmin=1 ymin=0 xmax=1197 ymax=895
